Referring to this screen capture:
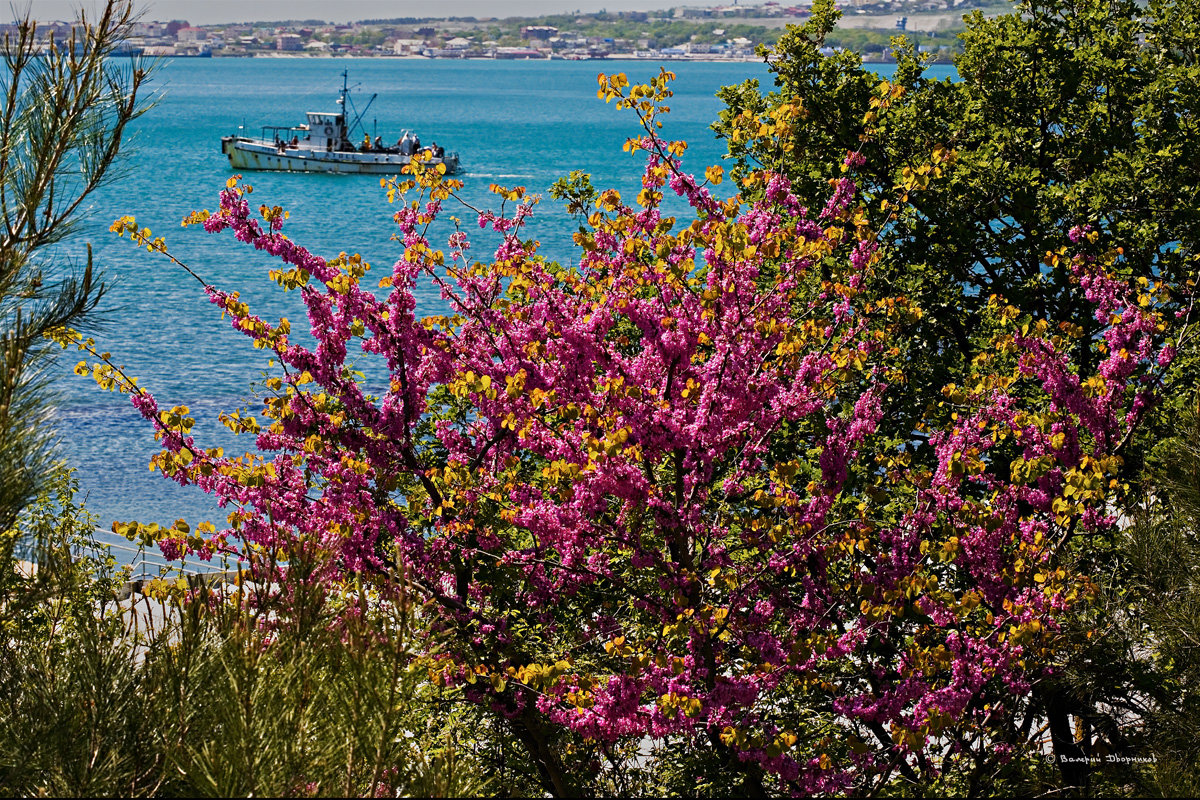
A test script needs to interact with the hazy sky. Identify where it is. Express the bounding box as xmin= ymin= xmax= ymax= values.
xmin=21 ymin=0 xmax=691 ymax=25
